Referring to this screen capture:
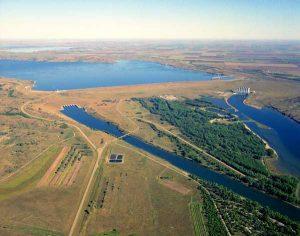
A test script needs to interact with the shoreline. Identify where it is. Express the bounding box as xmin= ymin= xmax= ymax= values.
xmin=268 ymin=105 xmax=300 ymax=125
xmin=225 ymin=95 xmax=282 ymax=174
xmin=0 ymin=75 xmax=236 ymax=94
xmin=243 ymin=96 xmax=300 ymax=124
